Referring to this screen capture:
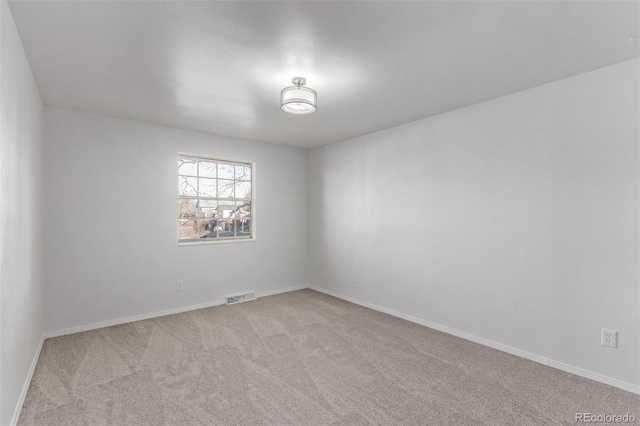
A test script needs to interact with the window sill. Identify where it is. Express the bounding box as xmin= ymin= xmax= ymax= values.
xmin=178 ymin=237 xmax=255 ymax=247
